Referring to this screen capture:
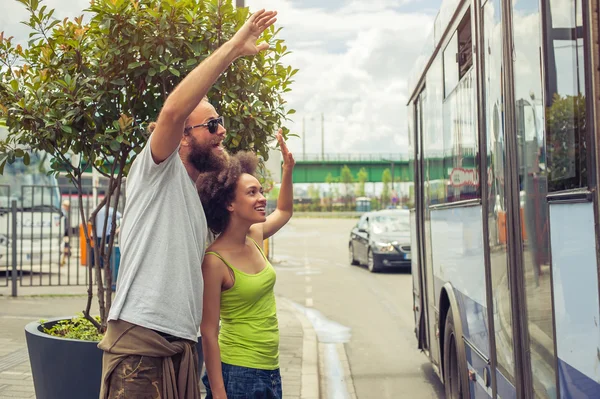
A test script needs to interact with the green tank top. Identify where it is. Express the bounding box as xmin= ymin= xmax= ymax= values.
xmin=206 ymin=237 xmax=279 ymax=370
